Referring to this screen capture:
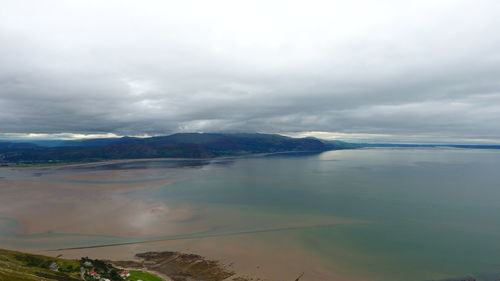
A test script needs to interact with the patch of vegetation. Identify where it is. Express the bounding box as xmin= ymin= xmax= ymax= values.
xmin=0 ymin=248 xmax=81 ymax=281
xmin=127 ymin=270 xmax=163 ymax=281
xmin=0 ymin=249 xmax=164 ymax=281
xmin=34 ymin=271 xmax=81 ymax=281
xmin=80 ymin=257 xmax=123 ymax=281
xmin=14 ymin=253 xmax=50 ymax=267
